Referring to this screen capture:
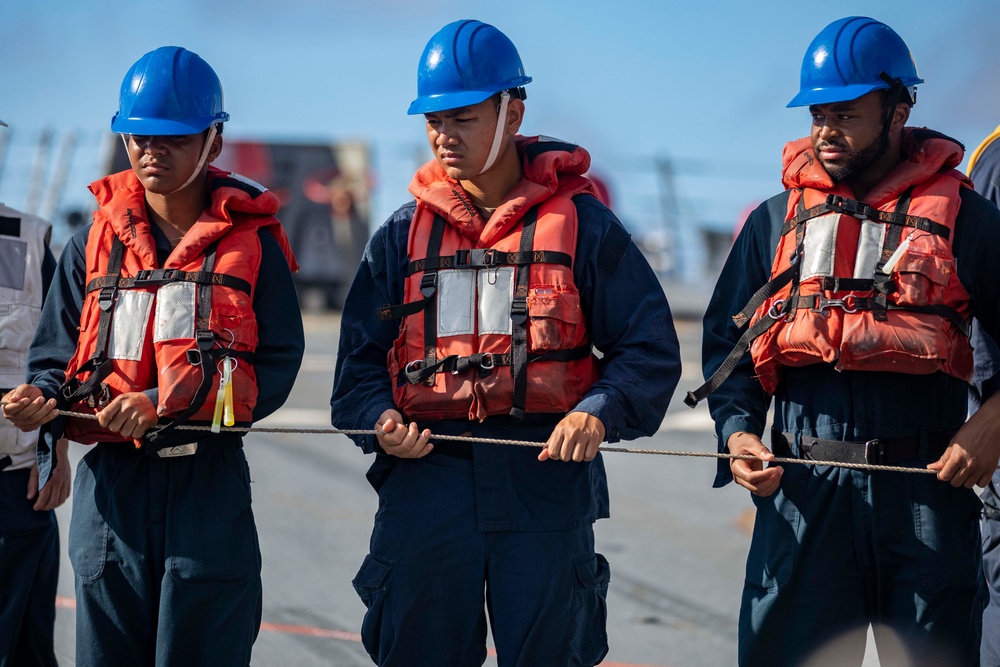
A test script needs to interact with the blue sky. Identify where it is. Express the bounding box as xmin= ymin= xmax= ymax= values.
xmin=2 ymin=0 xmax=999 ymax=242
